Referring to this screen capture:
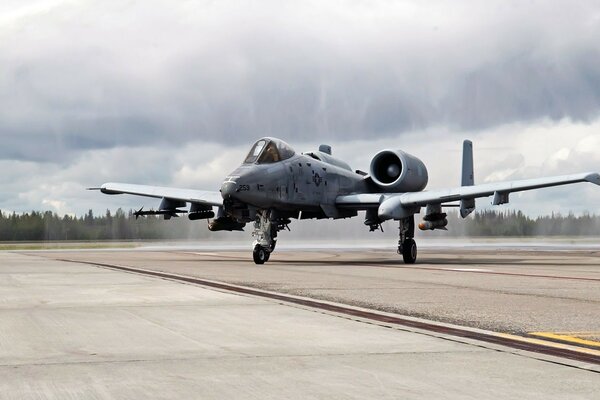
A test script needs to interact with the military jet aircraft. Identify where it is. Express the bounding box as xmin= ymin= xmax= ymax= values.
xmin=92 ymin=138 xmax=600 ymax=264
